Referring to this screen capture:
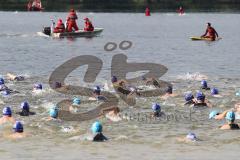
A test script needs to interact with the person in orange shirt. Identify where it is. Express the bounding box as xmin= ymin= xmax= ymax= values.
xmin=84 ymin=18 xmax=94 ymax=31
xmin=66 ymin=9 xmax=79 ymax=32
xmin=53 ymin=19 xmax=65 ymax=33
